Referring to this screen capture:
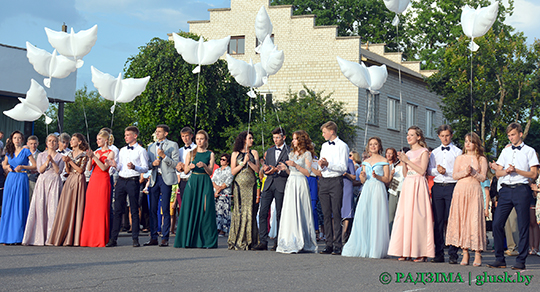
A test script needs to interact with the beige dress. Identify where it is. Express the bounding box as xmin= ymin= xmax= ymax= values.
xmin=47 ymin=152 xmax=88 ymax=246
xmin=445 ymin=155 xmax=488 ymax=251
